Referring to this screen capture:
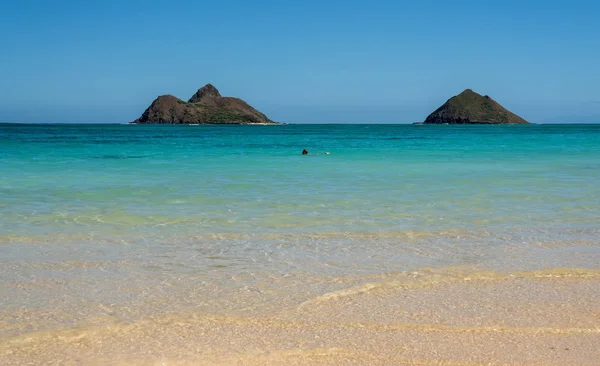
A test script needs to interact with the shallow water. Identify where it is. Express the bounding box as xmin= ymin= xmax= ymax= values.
xmin=1 ymin=123 xmax=600 ymax=364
